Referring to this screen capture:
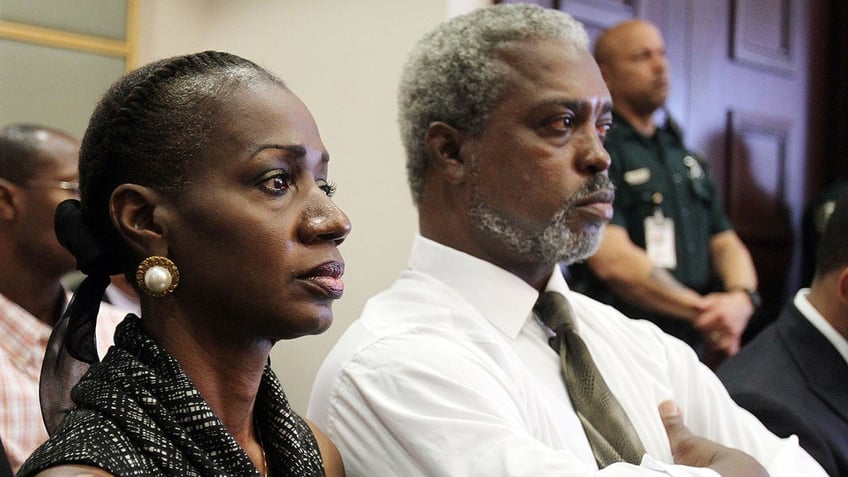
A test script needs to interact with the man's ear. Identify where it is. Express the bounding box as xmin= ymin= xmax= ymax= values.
xmin=424 ymin=121 xmax=468 ymax=186
xmin=837 ymin=267 xmax=848 ymax=307
xmin=109 ymin=184 xmax=168 ymax=257
xmin=0 ymin=179 xmax=19 ymax=222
